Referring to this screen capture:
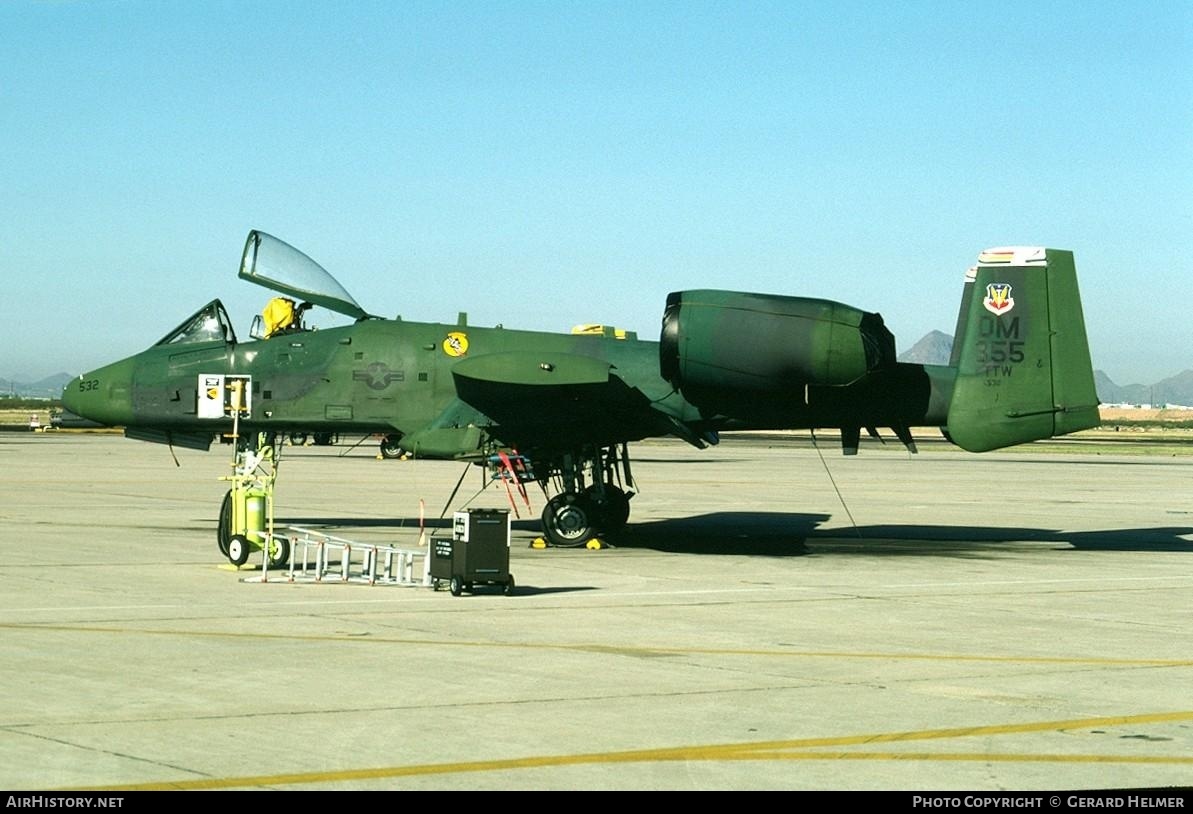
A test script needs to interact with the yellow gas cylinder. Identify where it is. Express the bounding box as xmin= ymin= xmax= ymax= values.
xmin=244 ymin=488 xmax=268 ymax=545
